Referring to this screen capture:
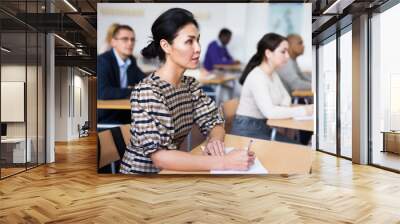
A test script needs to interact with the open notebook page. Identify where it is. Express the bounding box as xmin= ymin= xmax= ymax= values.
xmin=210 ymin=147 xmax=268 ymax=174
